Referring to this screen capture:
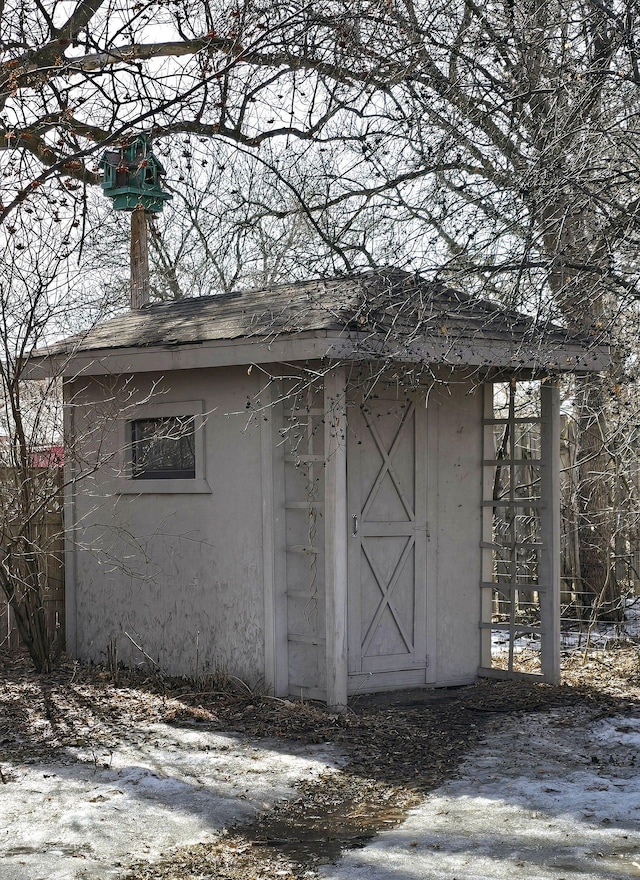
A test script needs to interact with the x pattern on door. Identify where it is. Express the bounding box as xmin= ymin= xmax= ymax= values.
xmin=359 ymin=403 xmax=417 ymax=659
xmin=349 ymin=392 xmax=427 ymax=679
